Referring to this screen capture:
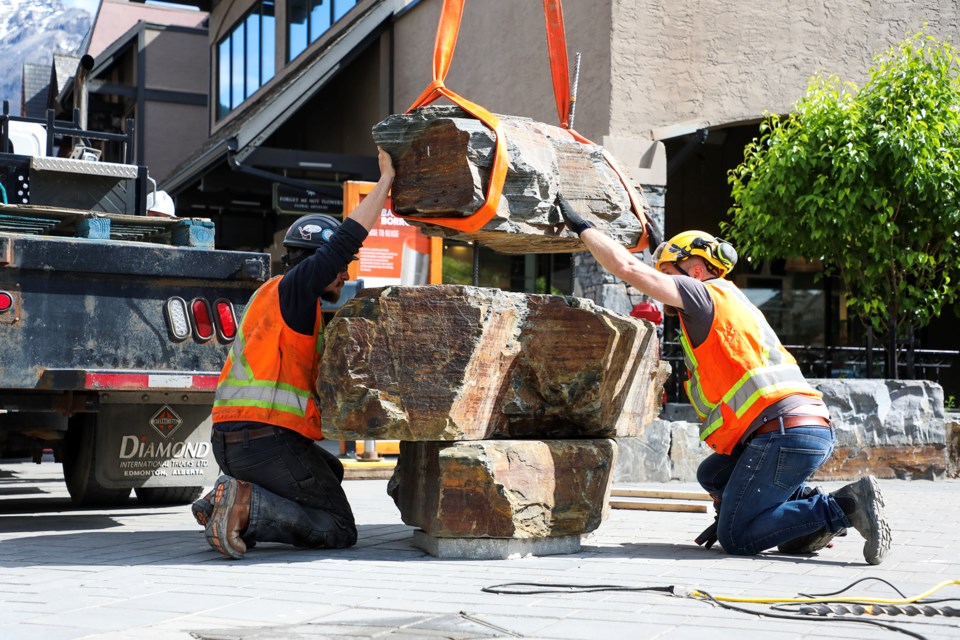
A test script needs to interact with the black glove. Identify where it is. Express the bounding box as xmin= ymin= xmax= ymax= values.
xmin=555 ymin=194 xmax=594 ymax=235
xmin=695 ymin=494 xmax=722 ymax=550
xmin=695 ymin=520 xmax=719 ymax=549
